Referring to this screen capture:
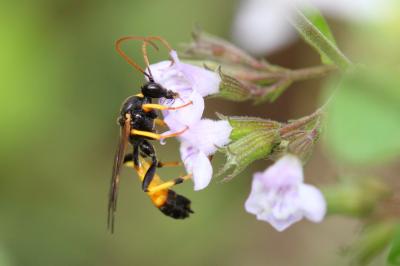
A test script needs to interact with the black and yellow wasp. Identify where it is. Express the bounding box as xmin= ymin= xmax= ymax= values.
xmin=108 ymin=36 xmax=193 ymax=233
